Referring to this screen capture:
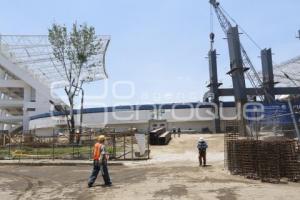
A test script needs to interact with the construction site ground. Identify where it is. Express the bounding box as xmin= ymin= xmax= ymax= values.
xmin=0 ymin=134 xmax=299 ymax=200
